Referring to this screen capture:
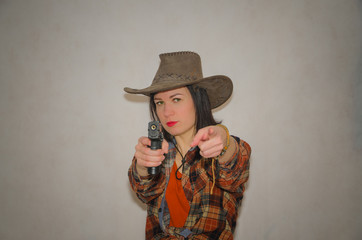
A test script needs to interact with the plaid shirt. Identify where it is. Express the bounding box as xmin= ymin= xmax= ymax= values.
xmin=129 ymin=136 xmax=251 ymax=239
